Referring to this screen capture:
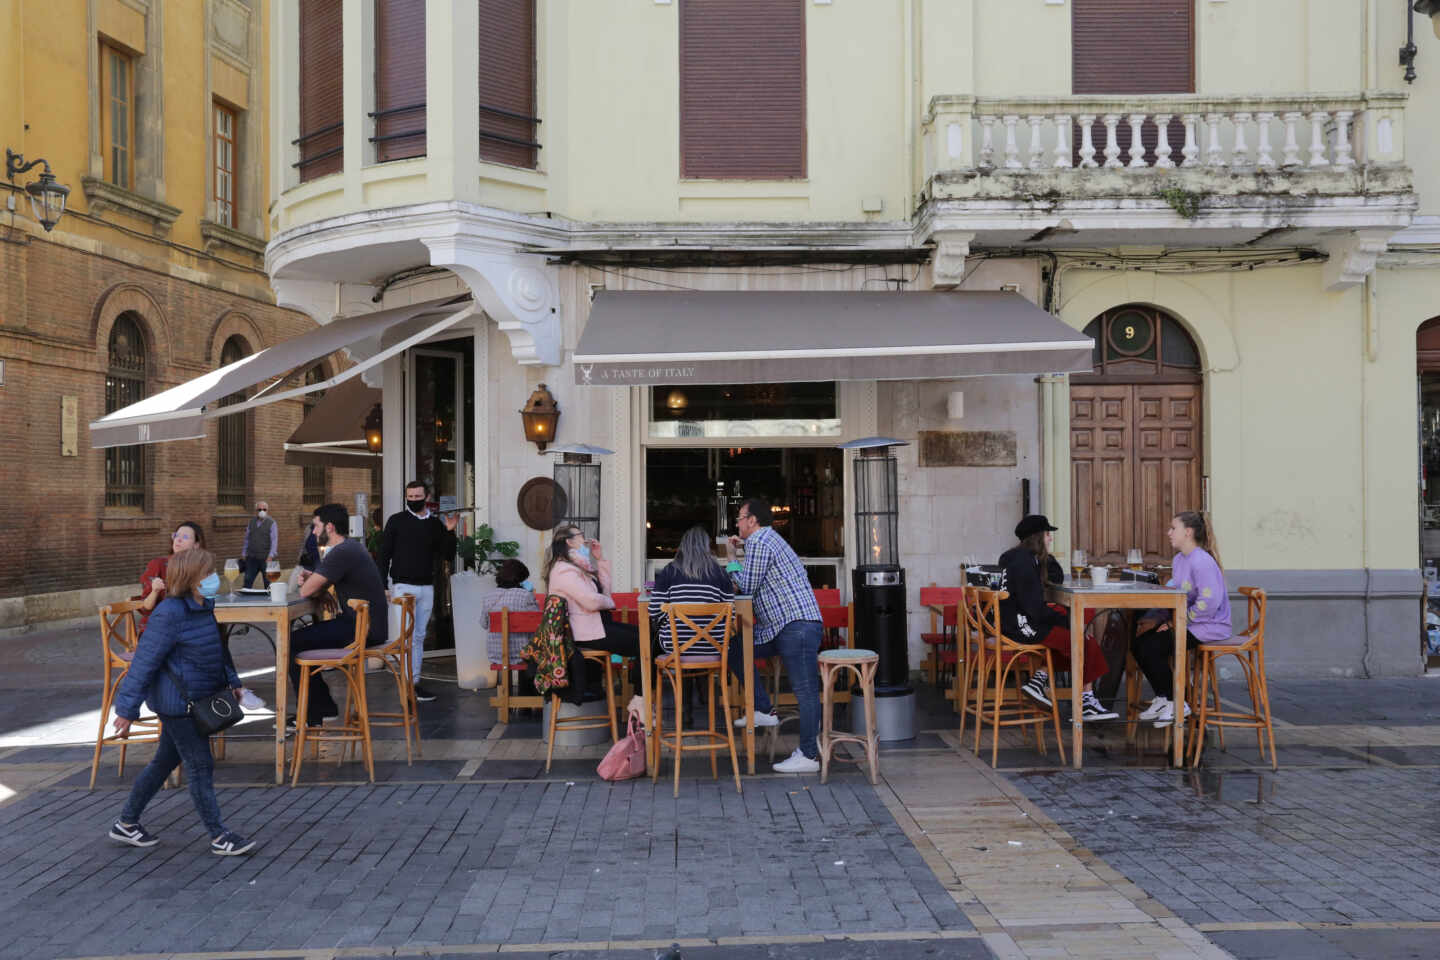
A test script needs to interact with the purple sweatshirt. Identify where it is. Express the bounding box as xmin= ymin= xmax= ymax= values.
xmin=1168 ymin=547 xmax=1231 ymax=642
